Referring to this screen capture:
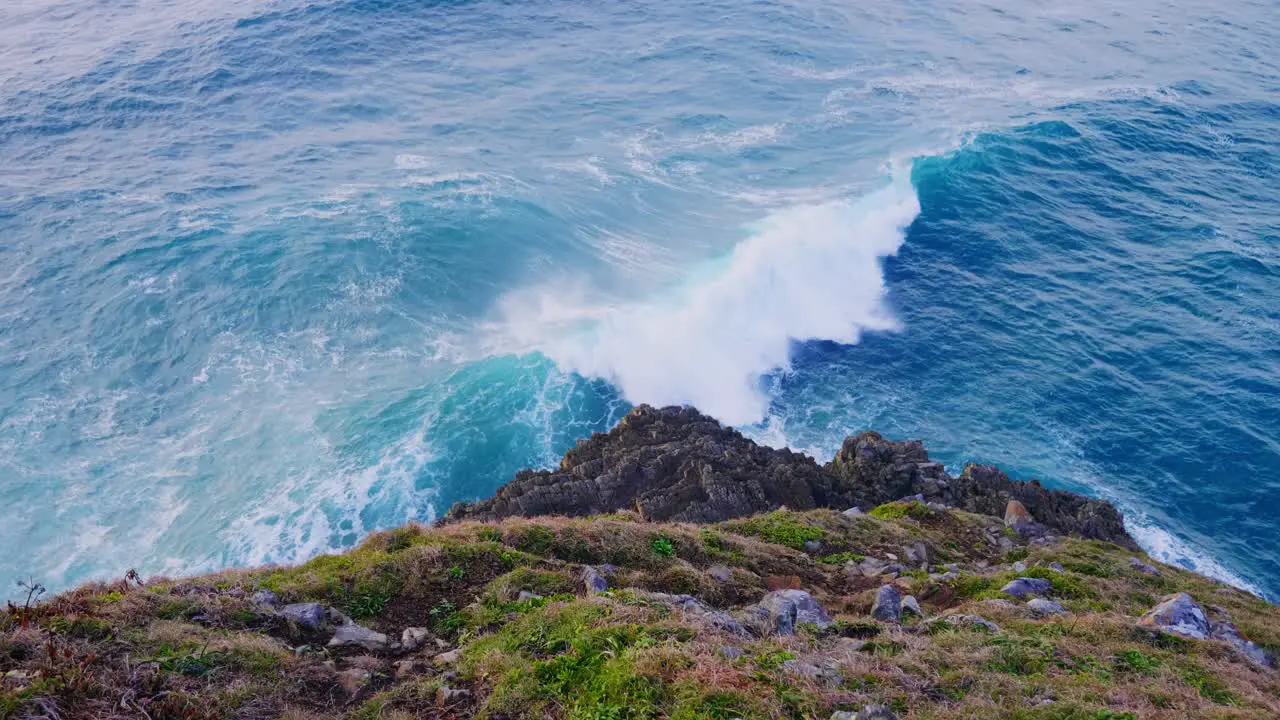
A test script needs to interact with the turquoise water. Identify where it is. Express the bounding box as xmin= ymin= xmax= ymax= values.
xmin=2 ymin=0 xmax=1277 ymax=598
